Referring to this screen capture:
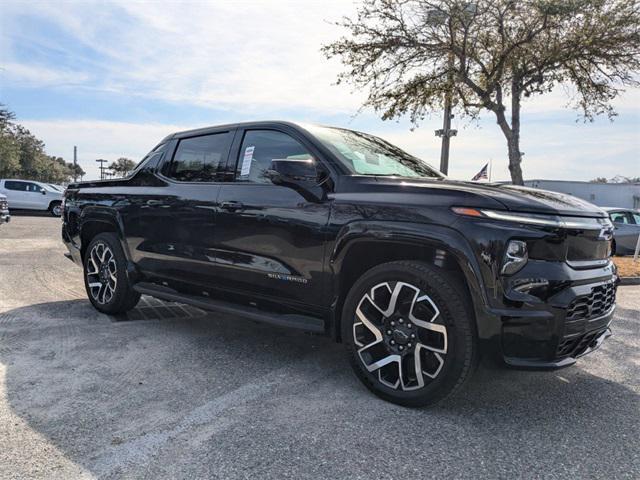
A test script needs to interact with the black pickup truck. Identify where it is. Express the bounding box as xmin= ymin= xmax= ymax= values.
xmin=62 ymin=121 xmax=617 ymax=406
